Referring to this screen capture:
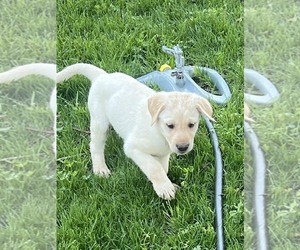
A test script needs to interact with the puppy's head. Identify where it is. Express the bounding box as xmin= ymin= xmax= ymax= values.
xmin=148 ymin=92 xmax=214 ymax=155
